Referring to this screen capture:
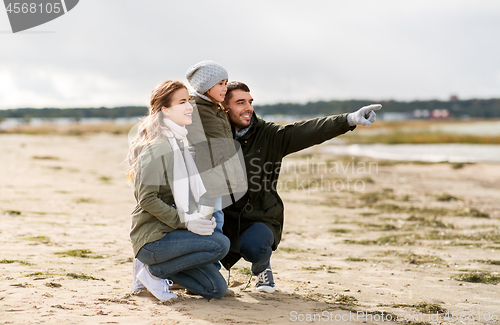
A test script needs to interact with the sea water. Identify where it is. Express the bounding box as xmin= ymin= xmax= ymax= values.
xmin=323 ymin=143 xmax=500 ymax=163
